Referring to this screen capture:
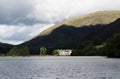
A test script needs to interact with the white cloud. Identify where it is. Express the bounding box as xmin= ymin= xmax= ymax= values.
xmin=1 ymin=0 xmax=120 ymax=24
xmin=1 ymin=40 xmax=24 ymax=45
xmin=0 ymin=24 xmax=54 ymax=45
xmin=28 ymin=0 xmax=120 ymax=23
xmin=90 ymin=0 xmax=120 ymax=11
xmin=28 ymin=0 xmax=93 ymax=23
